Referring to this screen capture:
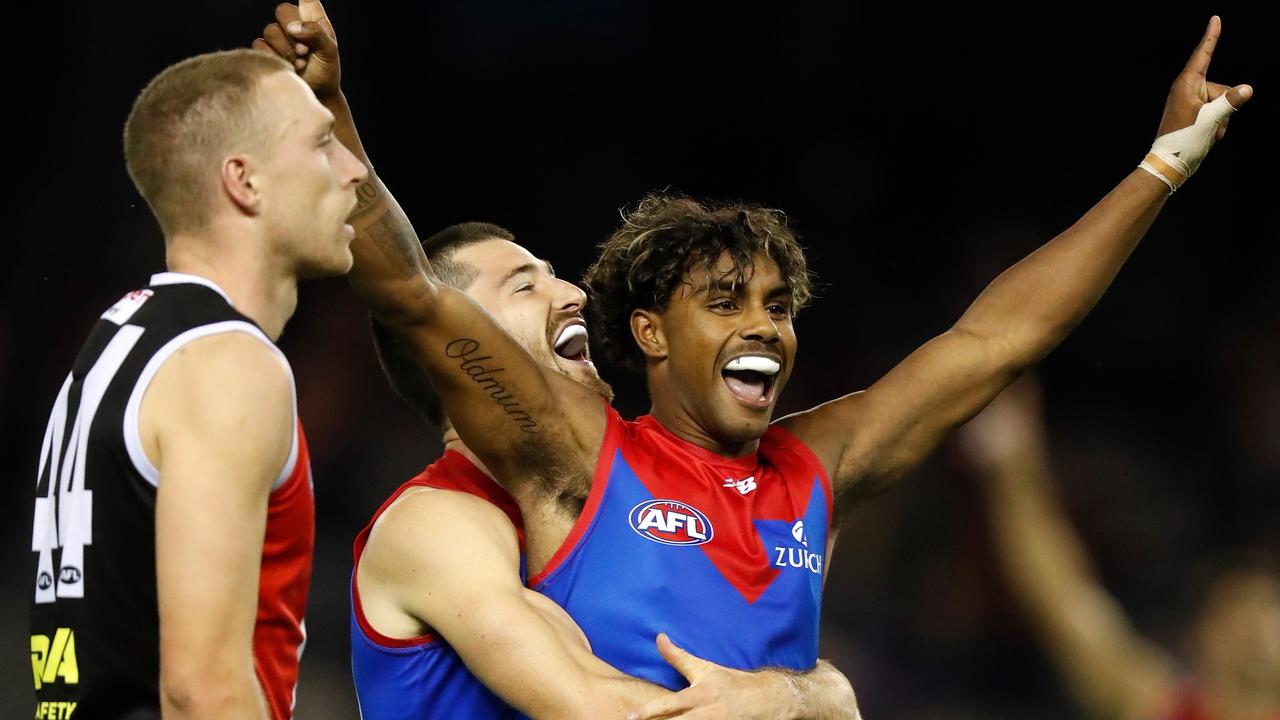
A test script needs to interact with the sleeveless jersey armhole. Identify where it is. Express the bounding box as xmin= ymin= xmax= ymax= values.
xmin=764 ymin=424 xmax=834 ymax=520
xmin=351 ymin=485 xmax=440 ymax=649
xmin=528 ymin=398 xmax=625 ymax=588
xmin=122 ymin=320 xmax=299 ymax=491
